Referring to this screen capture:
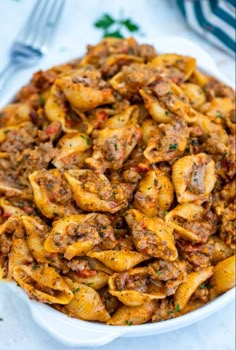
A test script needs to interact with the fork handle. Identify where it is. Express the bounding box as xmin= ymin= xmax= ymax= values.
xmin=0 ymin=62 xmax=18 ymax=94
